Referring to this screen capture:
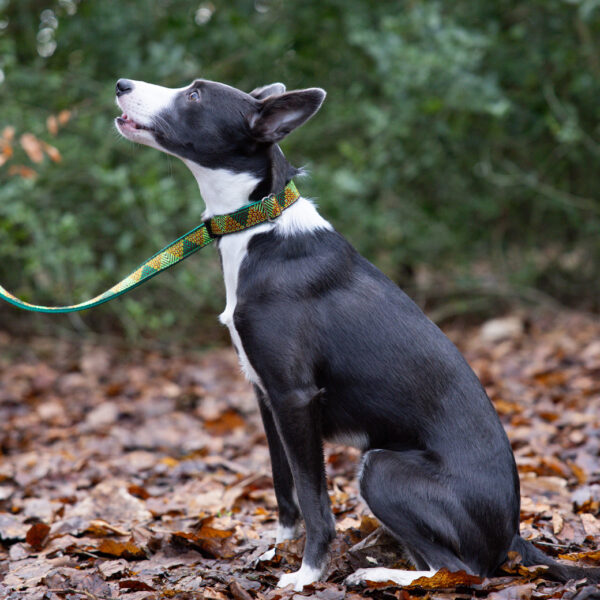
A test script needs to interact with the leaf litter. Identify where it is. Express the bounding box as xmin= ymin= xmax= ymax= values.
xmin=1 ymin=311 xmax=600 ymax=599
